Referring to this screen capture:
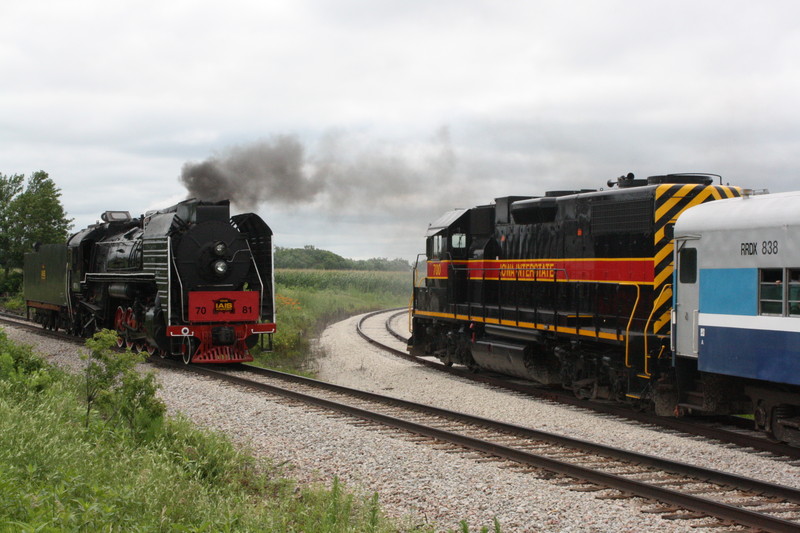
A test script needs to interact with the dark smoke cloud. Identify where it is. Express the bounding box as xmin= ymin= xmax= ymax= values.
xmin=179 ymin=129 xmax=459 ymax=216
xmin=180 ymin=135 xmax=322 ymax=210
